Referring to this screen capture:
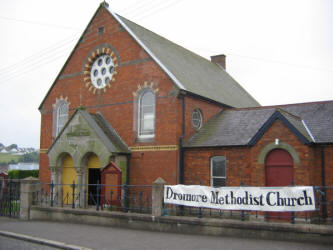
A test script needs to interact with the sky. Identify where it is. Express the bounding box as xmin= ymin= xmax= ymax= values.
xmin=0 ymin=0 xmax=332 ymax=149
